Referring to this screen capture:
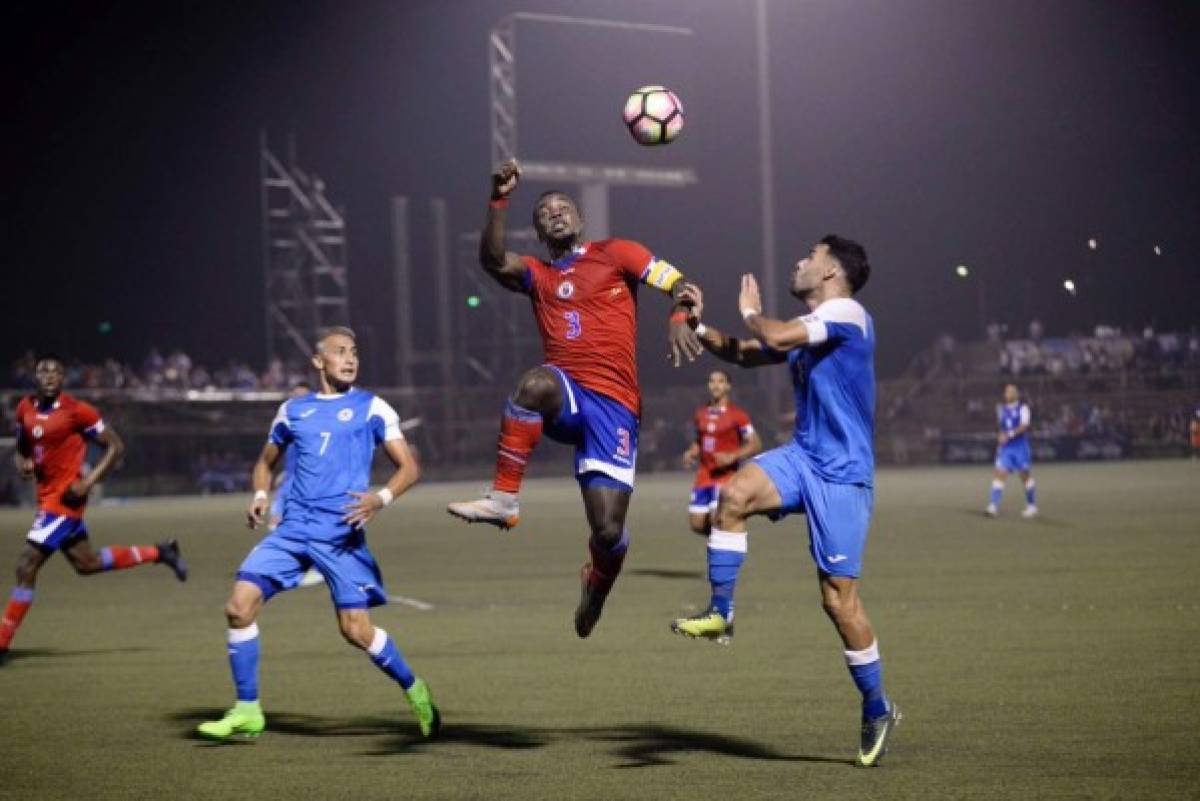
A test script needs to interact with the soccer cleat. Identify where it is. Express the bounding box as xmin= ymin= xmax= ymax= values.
xmin=196 ymin=701 xmax=266 ymax=740
xmin=574 ymin=563 xmax=608 ymax=638
xmin=298 ymin=567 xmax=325 ymax=588
xmin=856 ymin=705 xmax=901 ymax=767
xmin=1021 ymin=505 xmax=1038 ymax=518
xmin=156 ymin=539 xmax=188 ymax=582
xmin=670 ymin=609 xmax=734 ymax=645
xmin=446 ymin=490 xmax=520 ymax=530
xmin=984 ymin=503 xmax=998 ymax=517
xmin=404 ymin=678 xmax=441 ymax=738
